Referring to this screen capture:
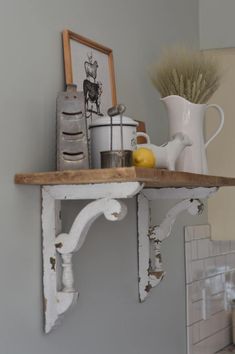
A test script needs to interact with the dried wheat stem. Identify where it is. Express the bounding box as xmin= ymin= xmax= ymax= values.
xmin=149 ymin=46 xmax=221 ymax=104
